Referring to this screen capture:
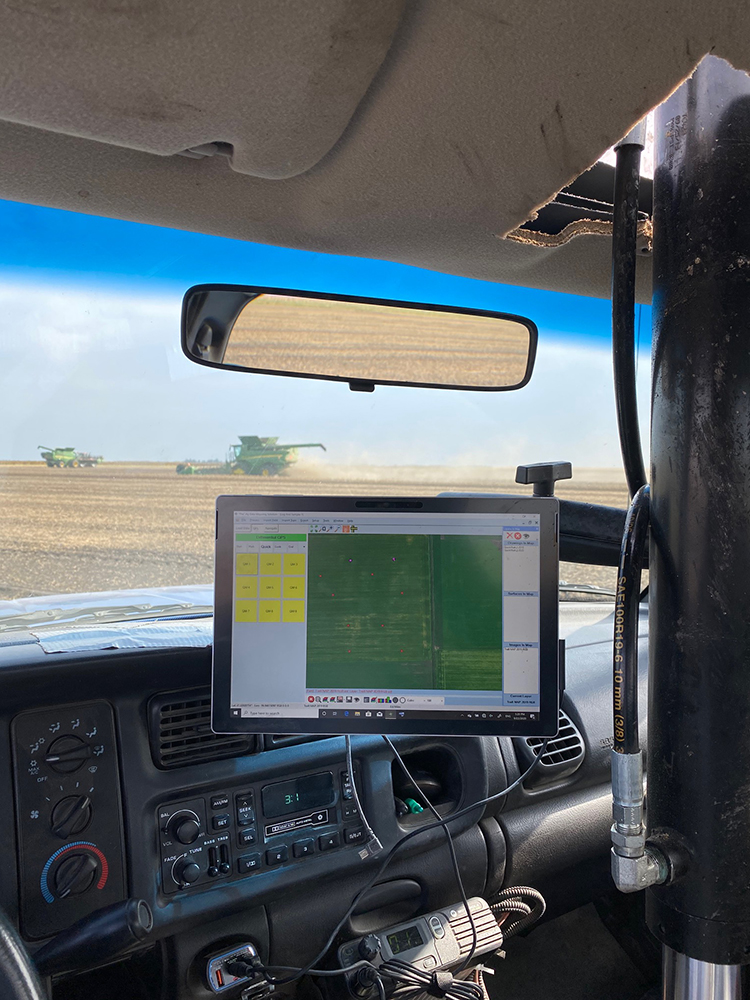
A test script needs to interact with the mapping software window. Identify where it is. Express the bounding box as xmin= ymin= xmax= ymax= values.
xmin=229 ymin=510 xmax=540 ymax=722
